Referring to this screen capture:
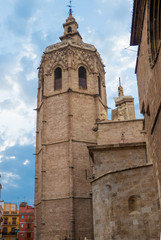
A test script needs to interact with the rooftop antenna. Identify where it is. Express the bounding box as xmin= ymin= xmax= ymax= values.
xmin=67 ymin=0 xmax=73 ymax=15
